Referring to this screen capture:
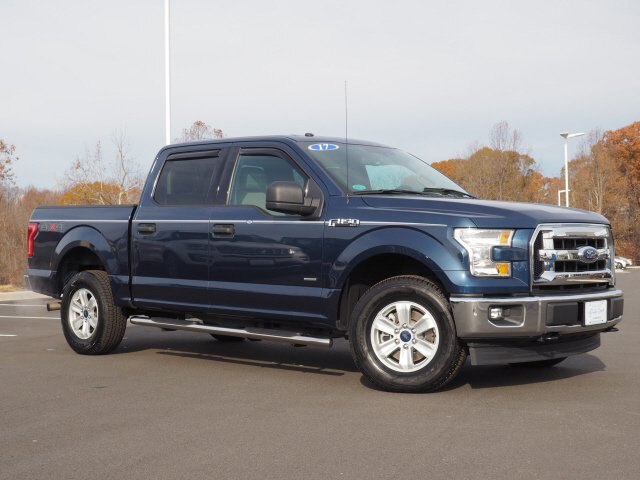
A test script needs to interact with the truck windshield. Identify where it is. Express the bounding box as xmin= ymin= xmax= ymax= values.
xmin=302 ymin=142 xmax=471 ymax=197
